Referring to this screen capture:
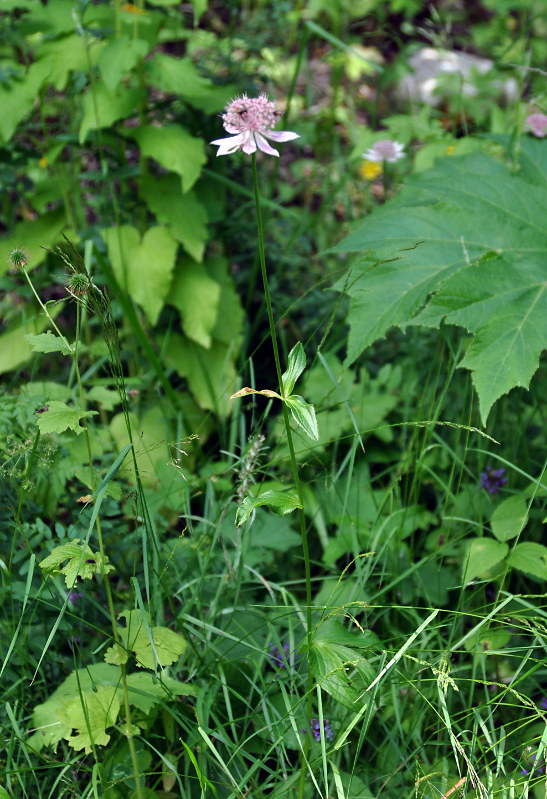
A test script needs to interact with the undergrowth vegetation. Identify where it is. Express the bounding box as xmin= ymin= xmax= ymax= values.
xmin=1 ymin=1 xmax=546 ymax=798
